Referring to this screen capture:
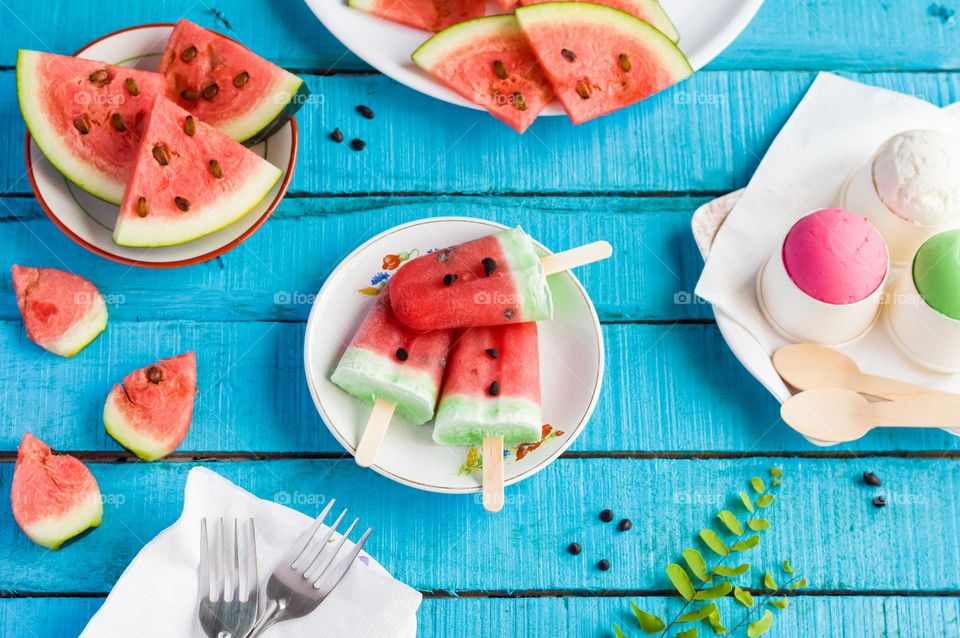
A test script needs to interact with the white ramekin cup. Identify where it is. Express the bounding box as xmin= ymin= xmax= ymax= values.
xmin=757 ymin=245 xmax=888 ymax=347
xmin=886 ymin=269 xmax=960 ymax=373
xmin=842 ymin=160 xmax=960 ymax=267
